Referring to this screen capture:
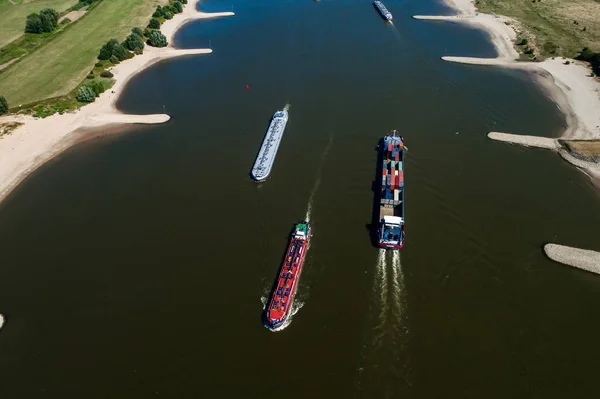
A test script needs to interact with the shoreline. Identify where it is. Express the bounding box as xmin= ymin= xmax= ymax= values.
xmin=415 ymin=0 xmax=600 ymax=267
xmin=0 ymin=0 xmax=234 ymax=203
xmin=414 ymin=0 xmax=600 ymax=182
